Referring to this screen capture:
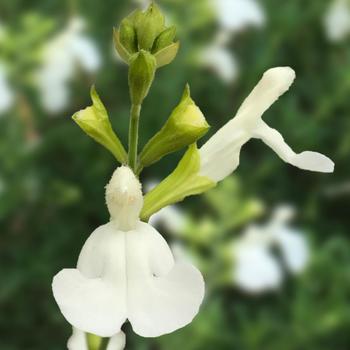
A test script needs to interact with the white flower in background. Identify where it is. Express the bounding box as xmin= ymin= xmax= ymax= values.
xmin=146 ymin=179 xmax=186 ymax=234
xmin=37 ymin=17 xmax=101 ymax=114
xmin=202 ymin=0 xmax=265 ymax=83
xmin=233 ymin=205 xmax=310 ymax=293
xmin=52 ymin=166 xmax=204 ymax=338
xmin=0 ymin=62 xmax=14 ymax=115
xmin=213 ymin=0 xmax=265 ymax=33
xmin=198 ymin=67 xmax=335 ymax=182
xmin=324 ymin=0 xmax=350 ymax=42
xmin=149 ymin=205 xmax=186 ymax=235
xmin=200 ymin=35 xmax=238 ymax=84
xmin=67 ymin=328 xmax=126 ymax=350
